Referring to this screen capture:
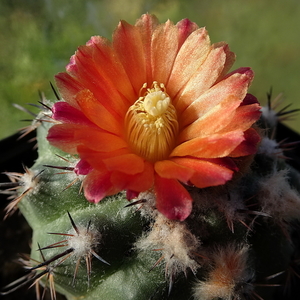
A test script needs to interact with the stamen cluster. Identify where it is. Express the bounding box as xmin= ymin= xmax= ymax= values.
xmin=125 ymin=82 xmax=178 ymax=162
